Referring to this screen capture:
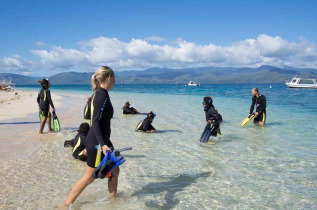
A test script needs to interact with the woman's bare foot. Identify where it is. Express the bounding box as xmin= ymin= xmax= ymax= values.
xmin=57 ymin=202 xmax=69 ymax=209
xmin=109 ymin=192 xmax=117 ymax=199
